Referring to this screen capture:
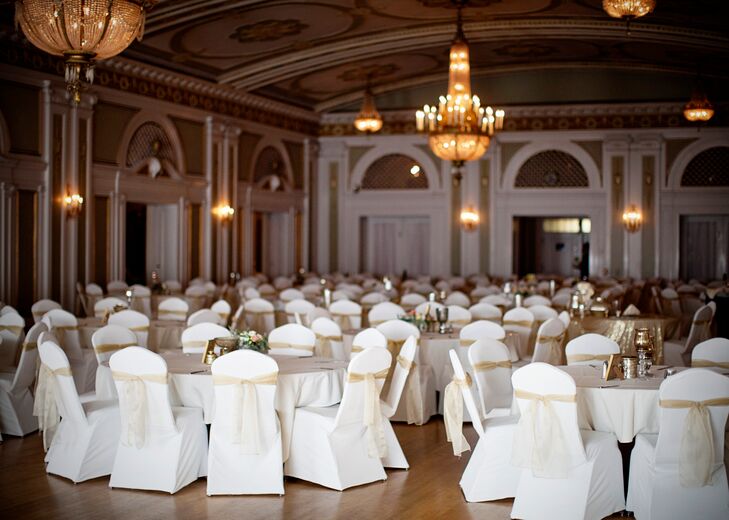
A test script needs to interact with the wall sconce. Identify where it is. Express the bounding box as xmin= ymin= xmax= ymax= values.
xmin=460 ymin=206 xmax=480 ymax=232
xmin=213 ymin=204 xmax=235 ymax=223
xmin=63 ymin=190 xmax=84 ymax=218
xmin=622 ymin=204 xmax=643 ymax=233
